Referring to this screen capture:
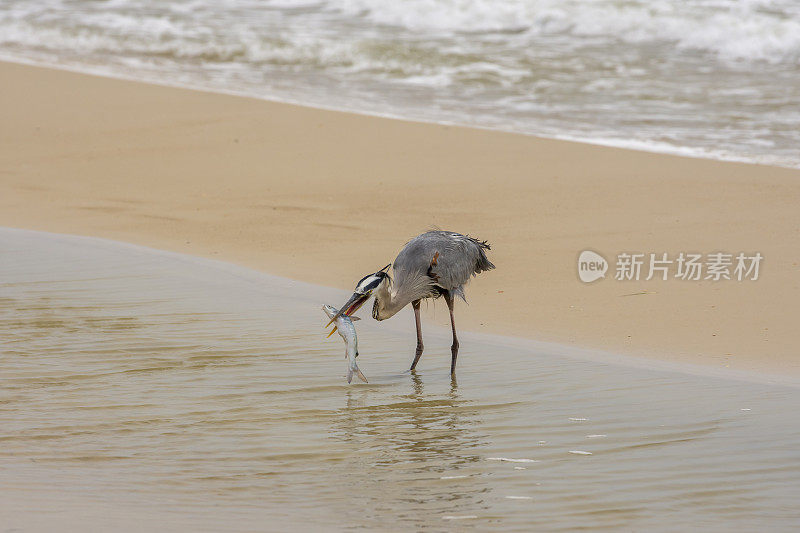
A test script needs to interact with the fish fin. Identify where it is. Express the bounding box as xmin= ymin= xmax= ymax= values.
xmin=349 ymin=316 xmax=361 ymax=321
xmin=326 ymin=326 xmax=338 ymax=338
xmin=356 ymin=369 xmax=368 ymax=383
